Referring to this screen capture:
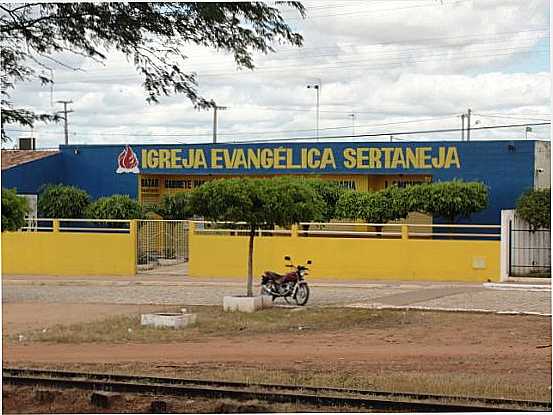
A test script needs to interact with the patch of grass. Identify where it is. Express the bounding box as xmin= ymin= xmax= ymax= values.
xmin=10 ymin=361 xmax=551 ymax=403
xmin=8 ymin=306 xmax=416 ymax=344
xmin=143 ymin=366 xmax=551 ymax=402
